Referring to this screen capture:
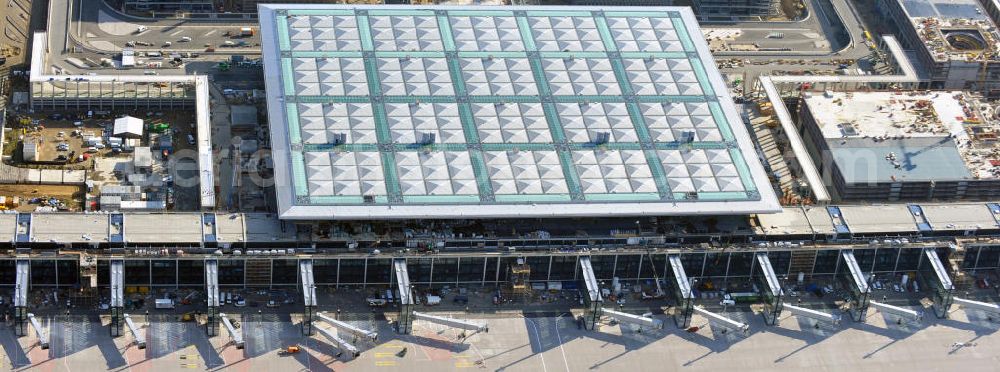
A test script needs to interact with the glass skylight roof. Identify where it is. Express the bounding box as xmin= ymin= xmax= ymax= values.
xmin=260 ymin=4 xmax=779 ymax=219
